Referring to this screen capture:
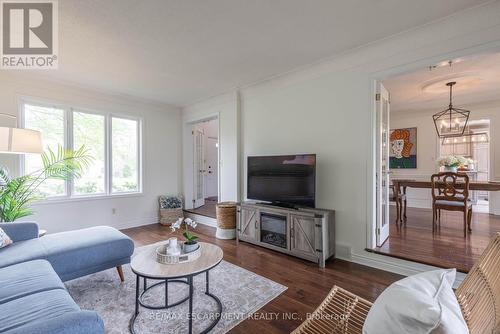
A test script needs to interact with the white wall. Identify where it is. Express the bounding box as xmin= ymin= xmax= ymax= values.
xmin=0 ymin=72 xmax=182 ymax=233
xmin=391 ymin=100 xmax=500 ymax=210
xmin=182 ymin=92 xmax=239 ymax=208
xmin=186 ymin=1 xmax=500 ymax=276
